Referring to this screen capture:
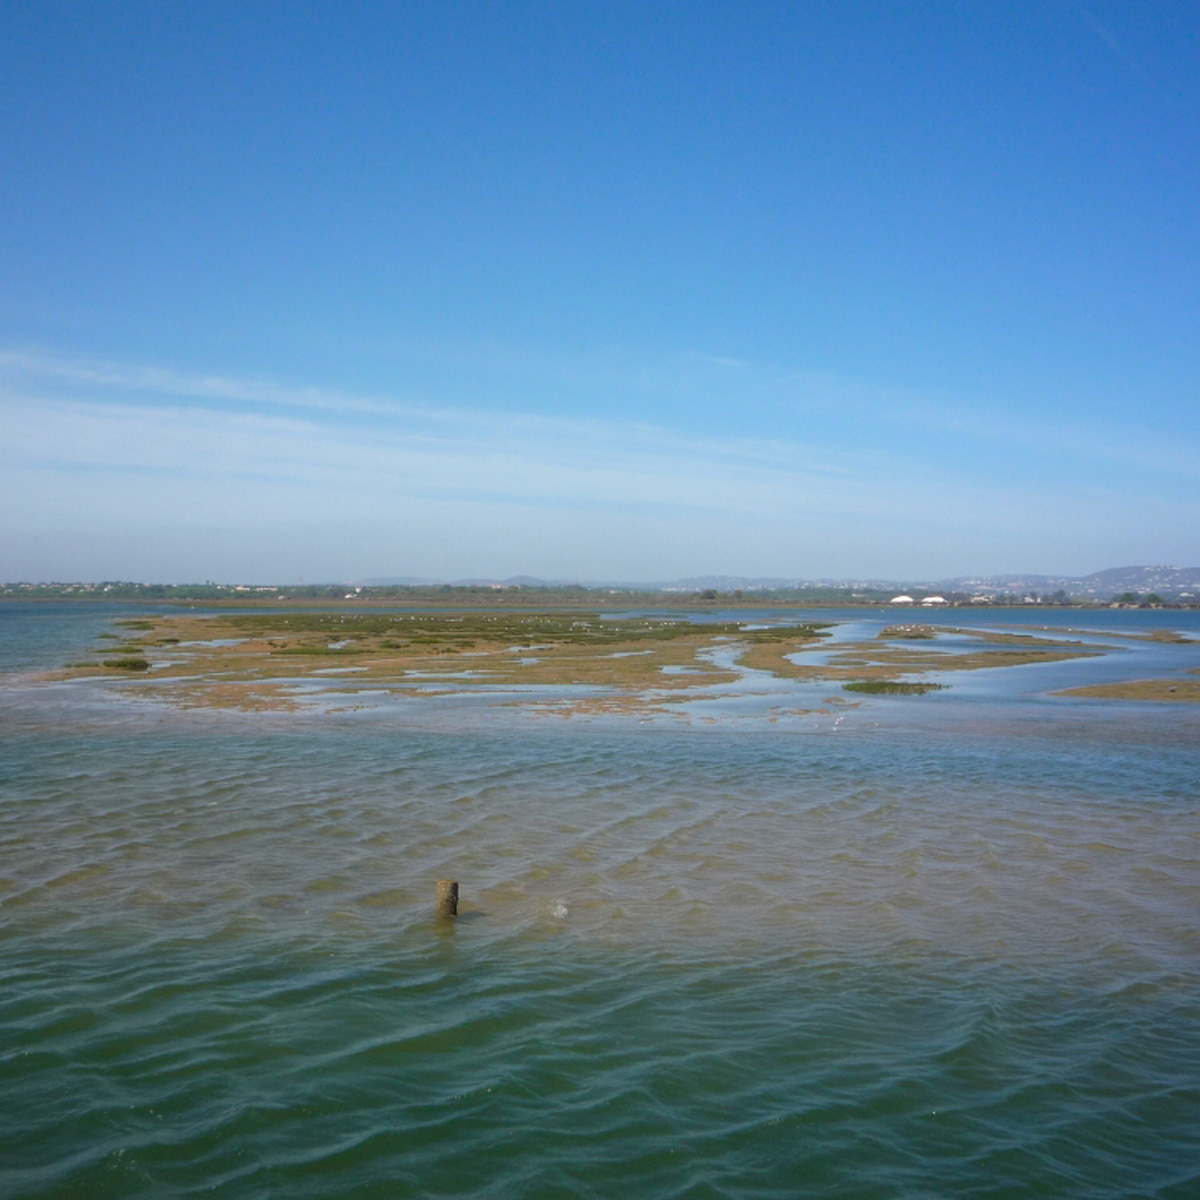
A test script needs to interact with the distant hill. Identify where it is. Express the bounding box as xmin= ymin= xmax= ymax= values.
xmin=1075 ymin=565 xmax=1200 ymax=595
xmin=667 ymin=566 xmax=1200 ymax=599
xmin=361 ymin=576 xmax=443 ymax=586
xmin=354 ymin=566 xmax=1200 ymax=599
xmin=5 ymin=566 xmax=1198 ymax=602
xmin=943 ymin=566 xmax=1200 ymax=598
